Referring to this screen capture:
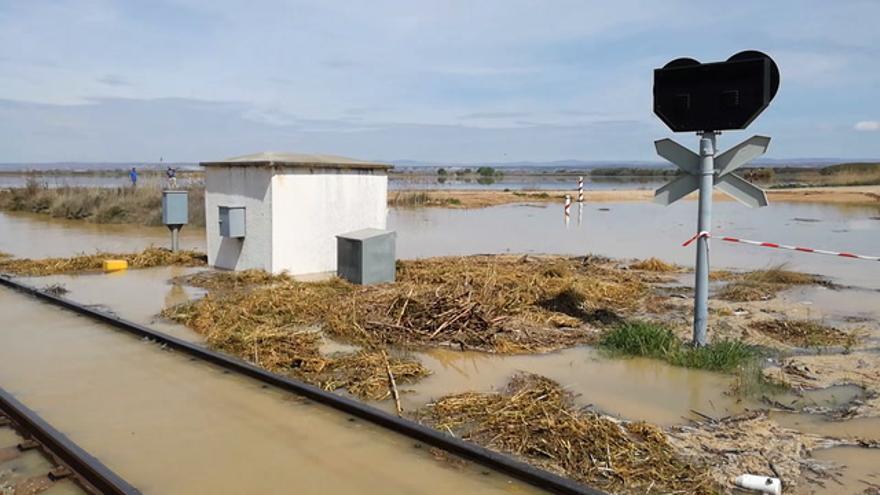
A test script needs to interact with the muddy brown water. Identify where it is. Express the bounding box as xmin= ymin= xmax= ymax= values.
xmin=804 ymin=447 xmax=880 ymax=494
xmin=0 ymin=289 xmax=542 ymax=494
xmin=389 ymin=201 xmax=880 ymax=290
xmin=2 ymin=200 xmax=879 ymax=493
